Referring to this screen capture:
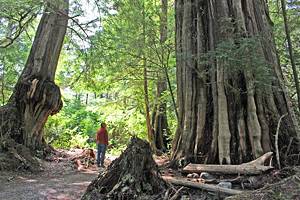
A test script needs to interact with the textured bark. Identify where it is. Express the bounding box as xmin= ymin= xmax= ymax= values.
xmin=82 ymin=137 xmax=168 ymax=200
xmin=153 ymin=78 xmax=169 ymax=151
xmin=0 ymin=1 xmax=68 ymax=152
xmin=172 ymin=0 xmax=299 ymax=165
